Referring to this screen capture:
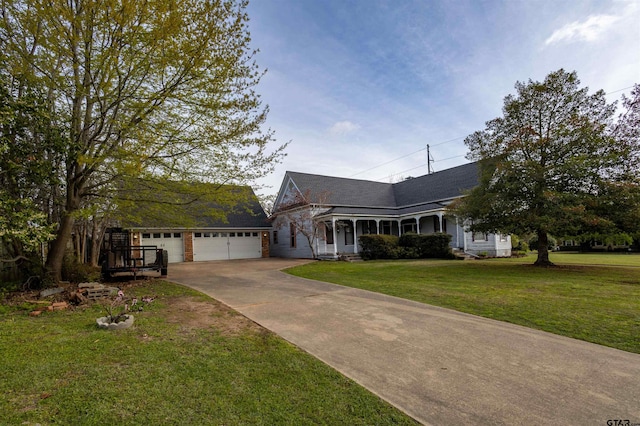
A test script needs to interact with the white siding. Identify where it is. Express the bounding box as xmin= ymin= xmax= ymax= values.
xmin=465 ymin=232 xmax=511 ymax=257
xmin=270 ymin=213 xmax=315 ymax=259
